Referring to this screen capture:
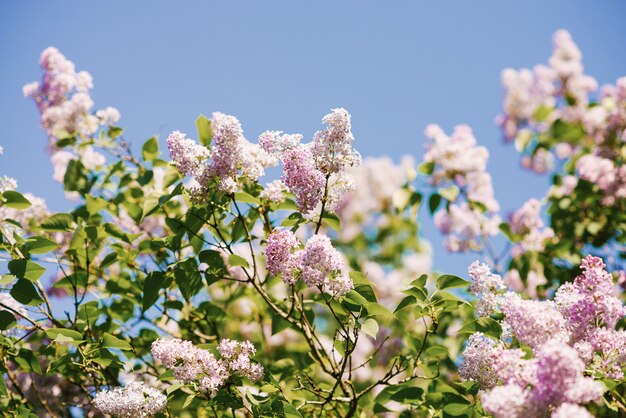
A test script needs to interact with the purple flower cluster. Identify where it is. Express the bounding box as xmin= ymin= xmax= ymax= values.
xmin=498 ymin=30 xmax=626 ymax=192
xmin=460 ymin=255 xmax=626 ymax=416
xmin=260 ymin=109 xmax=361 ymax=214
xmin=166 ymin=130 xmax=211 ymax=177
xmin=423 ymin=124 xmax=501 ymax=252
xmin=166 ymin=112 xmax=277 ymax=197
xmin=282 ymin=145 xmax=326 ymax=213
xmin=264 ymin=229 xmax=353 ymax=296
xmin=508 ymin=198 xmax=555 ymax=254
xmin=265 ymin=228 xmax=301 ymax=284
xmin=151 ymin=337 xmax=263 ymax=397
xmin=24 ymin=48 xmax=112 ymax=191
